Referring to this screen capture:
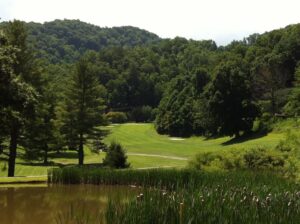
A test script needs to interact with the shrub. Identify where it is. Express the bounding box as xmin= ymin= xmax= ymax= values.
xmin=105 ymin=112 xmax=128 ymax=123
xmin=252 ymin=113 xmax=273 ymax=133
xmin=103 ymin=141 xmax=130 ymax=168
xmin=189 ymin=147 xmax=285 ymax=172
xmin=276 ymin=130 xmax=300 ymax=153
xmin=188 ymin=153 xmax=220 ymax=170
xmin=243 ymin=147 xmax=285 ymax=169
